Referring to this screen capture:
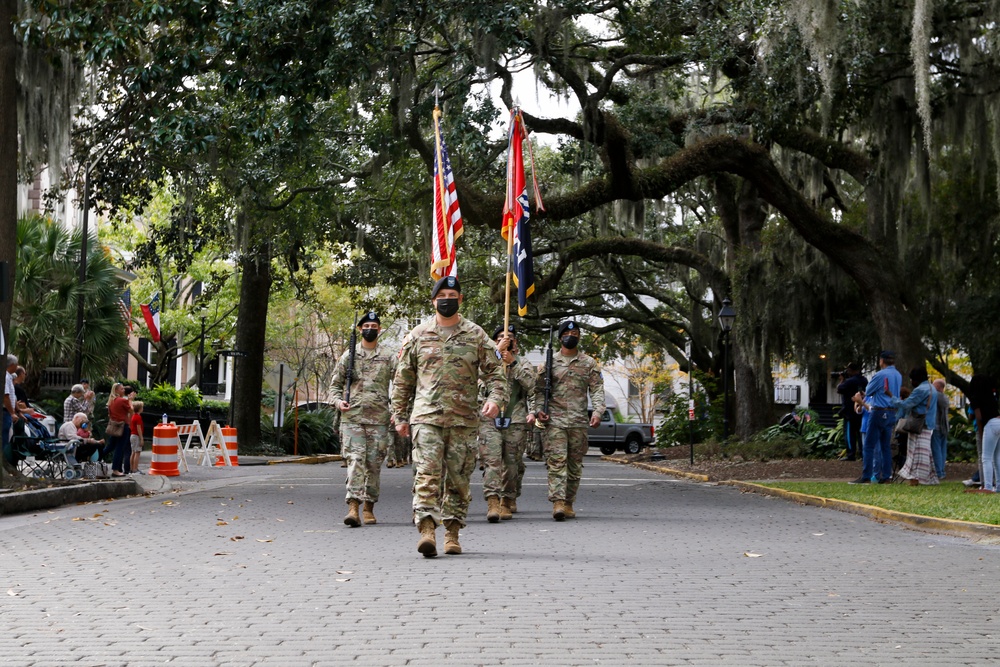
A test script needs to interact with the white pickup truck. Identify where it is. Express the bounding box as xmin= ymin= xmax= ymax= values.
xmin=587 ymin=409 xmax=655 ymax=455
